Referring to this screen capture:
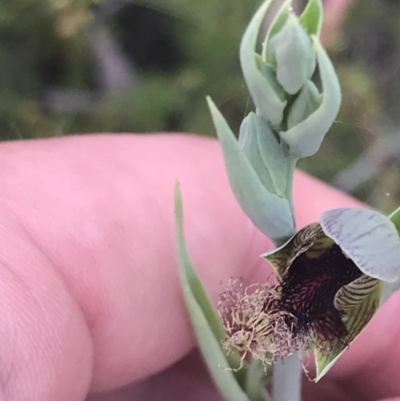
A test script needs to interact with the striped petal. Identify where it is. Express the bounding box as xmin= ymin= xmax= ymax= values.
xmin=315 ymin=276 xmax=382 ymax=381
xmin=263 ymin=222 xmax=323 ymax=279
